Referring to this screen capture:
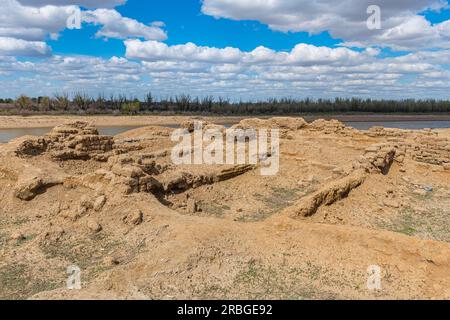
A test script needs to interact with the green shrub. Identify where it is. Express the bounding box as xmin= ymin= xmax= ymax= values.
xmin=121 ymin=101 xmax=141 ymax=114
xmin=15 ymin=95 xmax=33 ymax=109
